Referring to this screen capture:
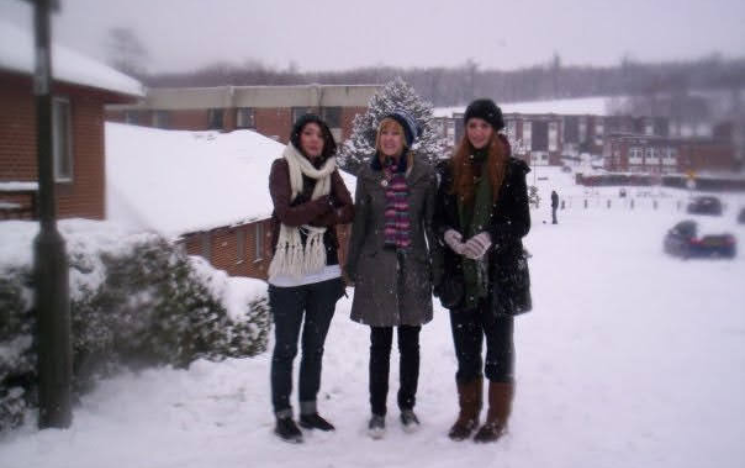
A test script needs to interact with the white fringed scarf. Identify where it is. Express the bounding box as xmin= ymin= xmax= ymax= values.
xmin=268 ymin=143 xmax=337 ymax=279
